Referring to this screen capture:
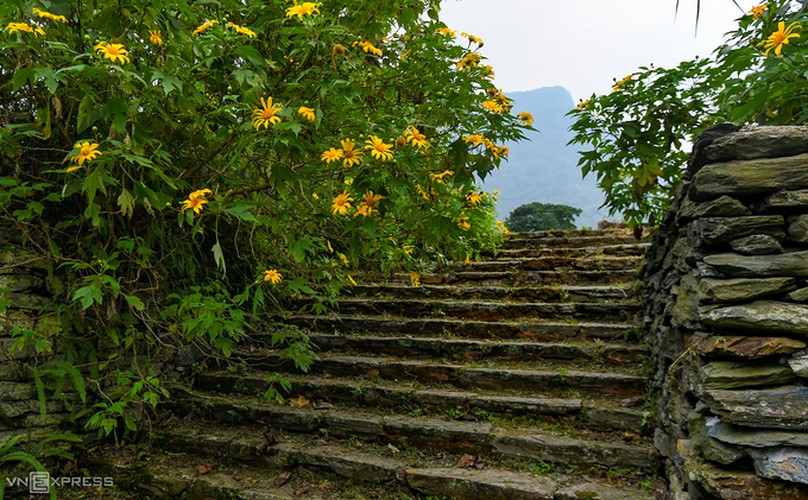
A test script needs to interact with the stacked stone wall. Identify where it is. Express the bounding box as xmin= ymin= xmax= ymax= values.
xmin=644 ymin=125 xmax=808 ymax=498
xmin=0 ymin=235 xmax=69 ymax=443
